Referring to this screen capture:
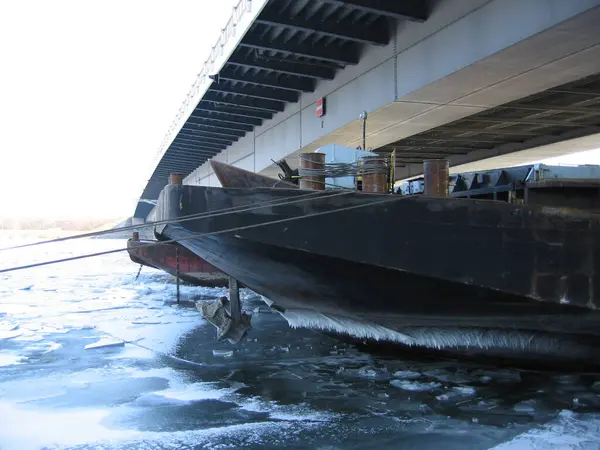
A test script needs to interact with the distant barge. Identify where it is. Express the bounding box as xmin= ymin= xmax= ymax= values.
xmin=127 ymin=234 xmax=227 ymax=287
xmin=150 ymin=157 xmax=600 ymax=368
